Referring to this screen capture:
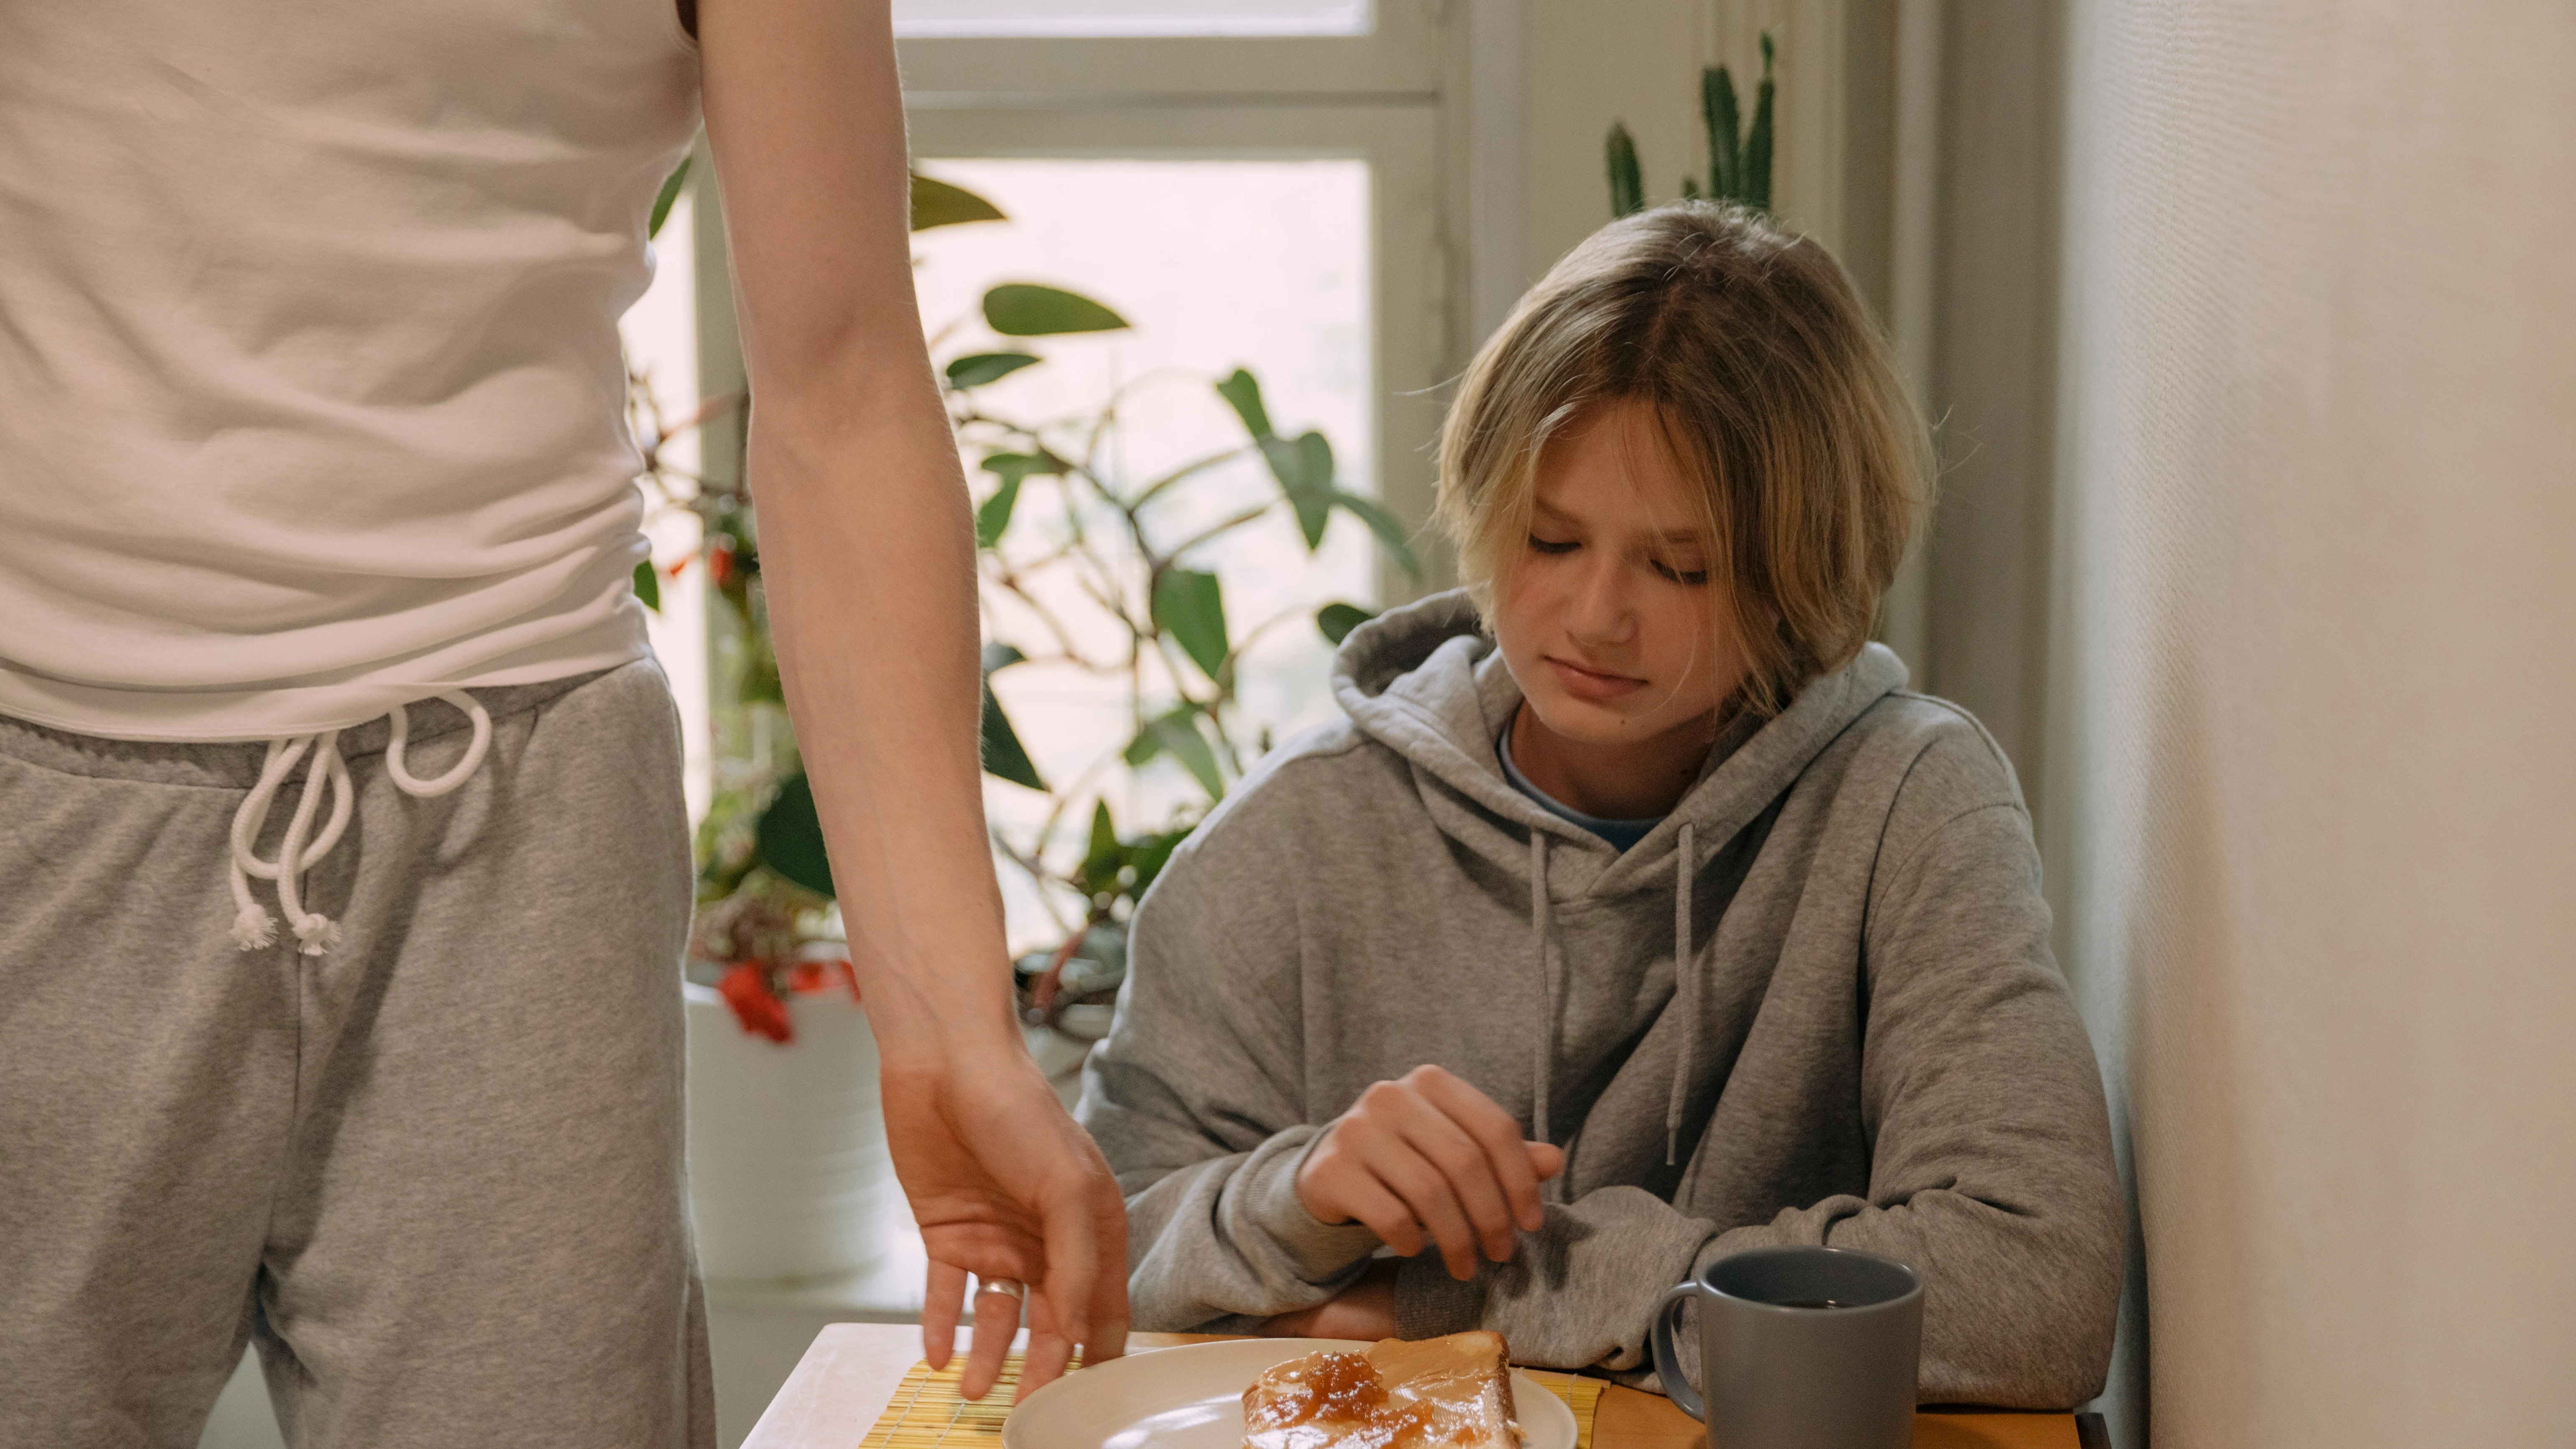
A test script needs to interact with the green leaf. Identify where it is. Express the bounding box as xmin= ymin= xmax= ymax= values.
xmin=911 ymin=173 xmax=1006 ymax=232
xmin=1087 ymin=800 xmax=1118 ymax=862
xmin=1331 ymin=491 xmax=1421 ymax=578
xmin=1316 ymin=602 xmax=1376 ymax=645
xmin=755 ymin=773 xmax=836 ymax=899
xmin=981 ymin=451 xmax=1065 ymax=487
xmin=649 ymin=158 xmax=691 ymax=241
xmin=1294 ymin=430 xmax=1335 ymax=493
xmin=1259 ymin=431 xmax=1336 ymax=548
xmin=979 ymin=646 xmax=1043 ymax=790
xmin=1127 ymin=827 xmax=1191 ymax=898
xmin=979 ymin=684 xmax=1044 ymax=791
xmin=633 ymin=559 xmax=661 ymax=612
xmin=1704 ymin=66 xmax=1742 ymax=202
xmin=1745 ymin=63 xmax=1775 ymax=214
xmin=945 ymin=352 xmax=1042 ymax=389
xmin=1080 ymin=801 xmax=1124 ymax=896
xmin=1214 ymin=368 xmax=1273 ymax=439
xmin=1124 ymin=709 xmax=1224 ymax=798
xmin=1151 ymin=569 xmax=1229 ymax=683
xmin=974 ymin=452 xmax=1062 ymax=548
xmin=1606 ymin=121 xmax=1645 ymax=219
xmin=976 ymin=472 xmax=1024 ymax=549
xmin=742 ymin=651 xmax=786 ymax=705
xmin=984 ymin=283 xmax=1129 ymax=337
